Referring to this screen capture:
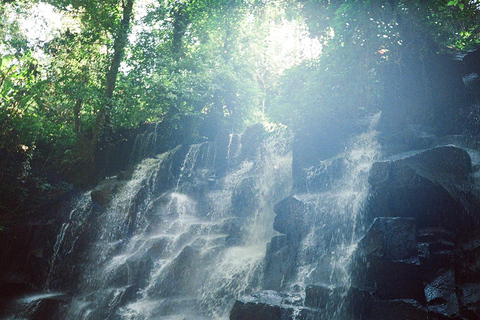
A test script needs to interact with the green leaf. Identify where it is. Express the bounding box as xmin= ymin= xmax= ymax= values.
xmin=0 ymin=55 xmax=13 ymax=69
